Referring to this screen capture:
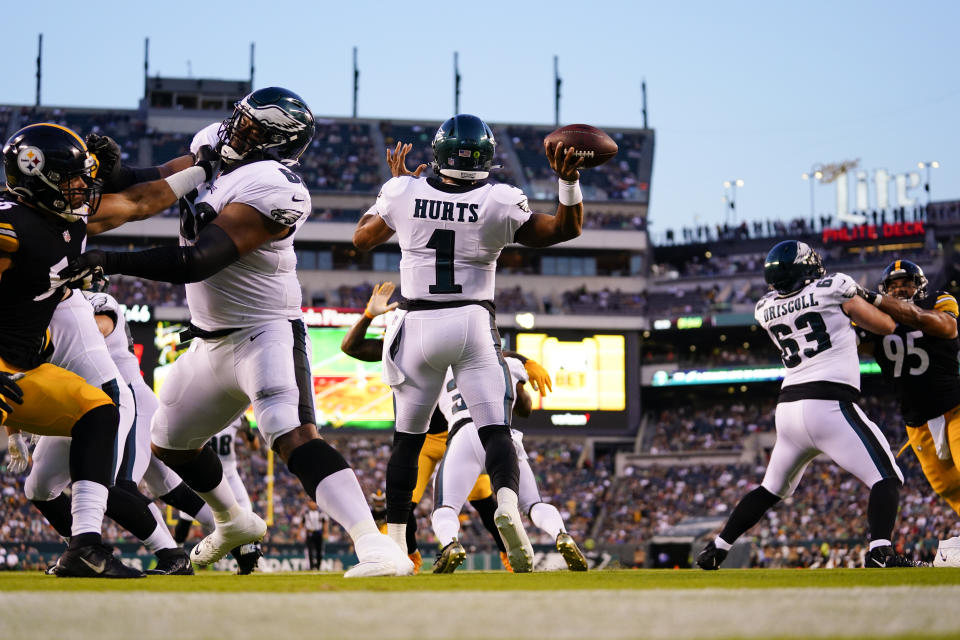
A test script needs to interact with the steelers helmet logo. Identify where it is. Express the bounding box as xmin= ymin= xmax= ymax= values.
xmin=17 ymin=147 xmax=44 ymax=176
